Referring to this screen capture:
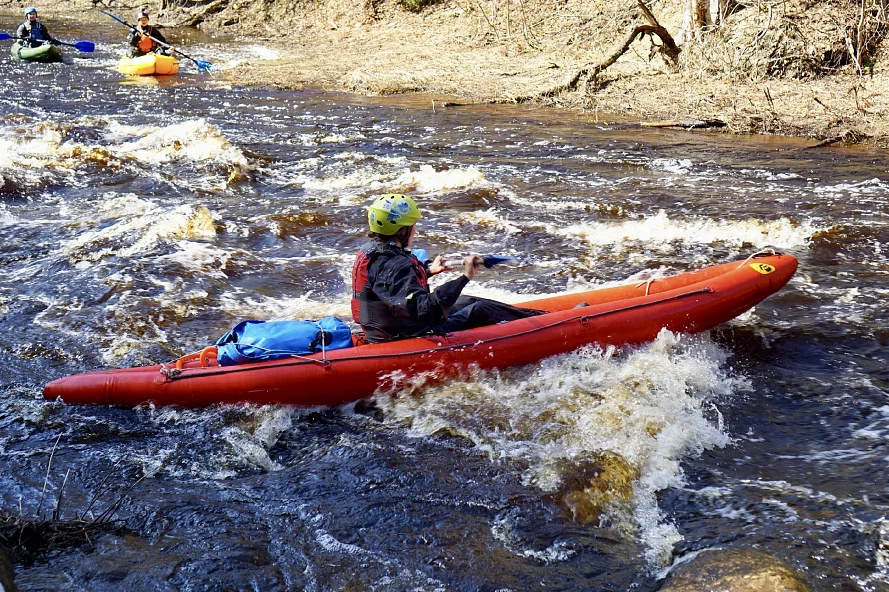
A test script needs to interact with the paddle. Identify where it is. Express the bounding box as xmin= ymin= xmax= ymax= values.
xmin=444 ymin=255 xmax=523 ymax=269
xmin=98 ymin=9 xmax=214 ymax=72
xmin=412 ymin=249 xmax=522 ymax=269
xmin=56 ymin=40 xmax=95 ymax=52
xmin=0 ymin=32 xmax=94 ymax=52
